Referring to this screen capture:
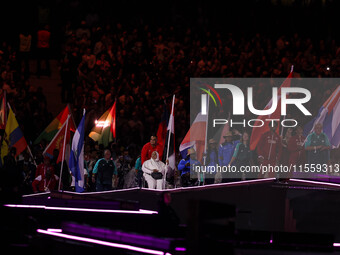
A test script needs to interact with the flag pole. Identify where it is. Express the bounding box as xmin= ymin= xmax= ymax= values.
xmin=202 ymin=90 xmax=210 ymax=185
xmin=26 ymin=144 xmax=37 ymax=166
xmin=81 ymin=108 xmax=86 ymax=190
xmin=58 ymin=114 xmax=70 ymax=191
xmin=114 ymin=99 xmax=117 ymax=144
xmin=280 ymin=115 xmax=286 ymax=137
xmin=280 ymin=66 xmax=294 ymax=137
xmin=109 ymin=99 xmax=117 ymax=145
xmin=3 ymin=91 xmax=7 ymax=127
xmin=0 ymin=91 xmax=7 ymax=159
xmin=166 ymin=95 xmax=175 ymax=162
xmin=164 ymin=95 xmax=175 ymax=189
